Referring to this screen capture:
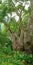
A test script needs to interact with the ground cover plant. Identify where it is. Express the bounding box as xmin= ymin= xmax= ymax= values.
xmin=0 ymin=51 xmax=33 ymax=65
